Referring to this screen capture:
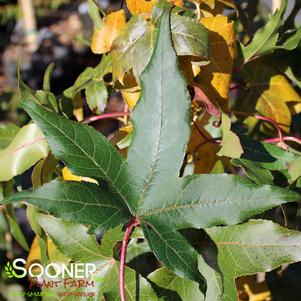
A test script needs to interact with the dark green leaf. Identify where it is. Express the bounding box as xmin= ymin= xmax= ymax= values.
xmin=231 ymin=158 xmax=274 ymax=185
xmin=3 ymin=181 xmax=131 ymax=232
xmin=19 ymin=100 xmax=136 ymax=214
xmin=142 ymin=220 xmax=206 ymax=290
